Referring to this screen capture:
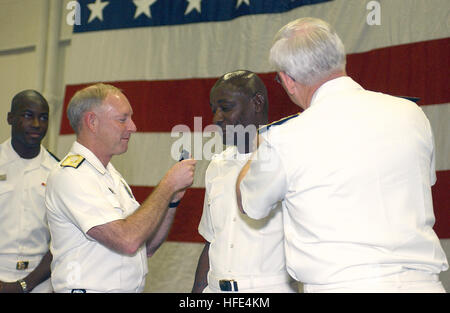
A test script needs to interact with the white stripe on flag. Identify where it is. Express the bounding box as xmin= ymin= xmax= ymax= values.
xmin=65 ymin=0 xmax=450 ymax=85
